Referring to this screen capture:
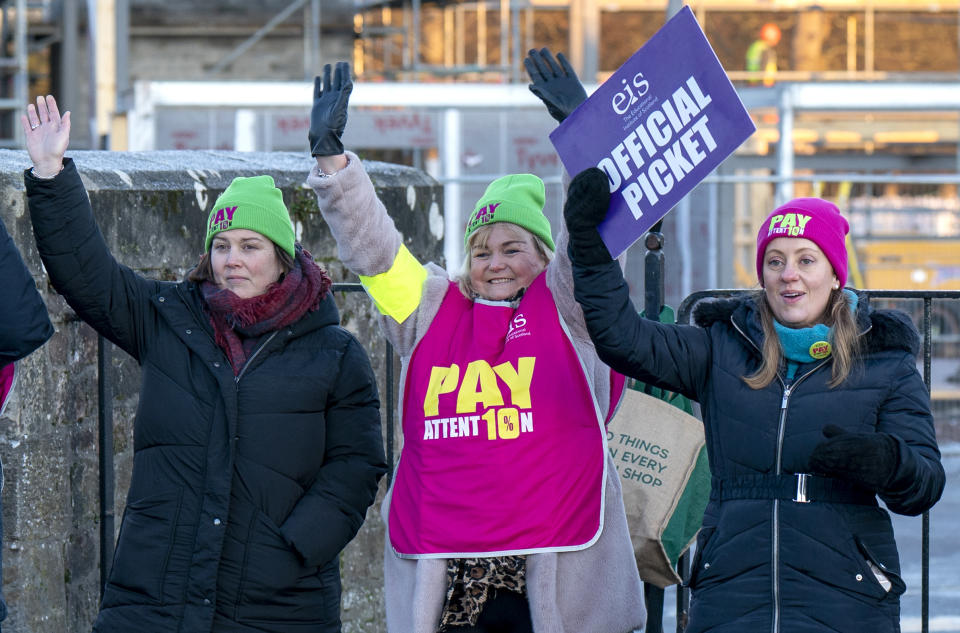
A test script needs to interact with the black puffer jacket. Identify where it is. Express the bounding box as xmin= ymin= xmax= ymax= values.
xmin=572 ymin=257 xmax=944 ymax=633
xmin=0 ymin=214 xmax=53 ymax=368
xmin=27 ymin=160 xmax=387 ymax=633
